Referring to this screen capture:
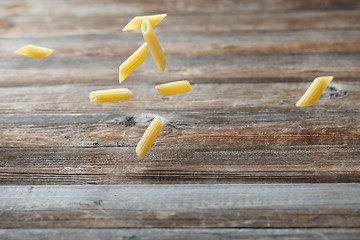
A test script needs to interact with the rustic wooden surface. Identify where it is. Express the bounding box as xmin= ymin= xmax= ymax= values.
xmin=0 ymin=184 xmax=359 ymax=229
xmin=0 ymin=0 xmax=359 ymax=239
xmin=2 ymin=229 xmax=360 ymax=240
